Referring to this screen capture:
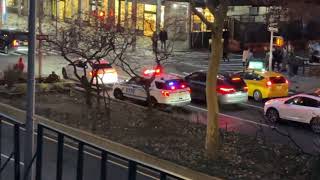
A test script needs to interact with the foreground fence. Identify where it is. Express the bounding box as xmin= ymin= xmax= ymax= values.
xmin=0 ymin=103 xmax=218 ymax=180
